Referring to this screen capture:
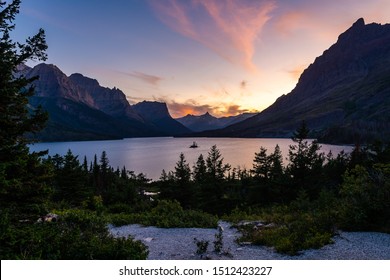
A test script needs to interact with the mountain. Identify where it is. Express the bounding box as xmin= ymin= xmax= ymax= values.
xmin=133 ymin=101 xmax=192 ymax=135
xmin=196 ymin=18 xmax=390 ymax=144
xmin=24 ymin=63 xmax=188 ymax=141
xmin=176 ymin=112 xmax=256 ymax=132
